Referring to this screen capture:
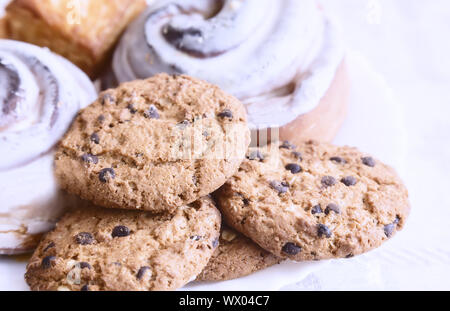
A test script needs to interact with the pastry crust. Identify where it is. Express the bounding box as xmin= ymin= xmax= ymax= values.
xmin=4 ymin=0 xmax=146 ymax=77
xmin=0 ymin=18 xmax=6 ymax=38
xmin=0 ymin=233 xmax=43 ymax=256
xmin=253 ymin=60 xmax=350 ymax=146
